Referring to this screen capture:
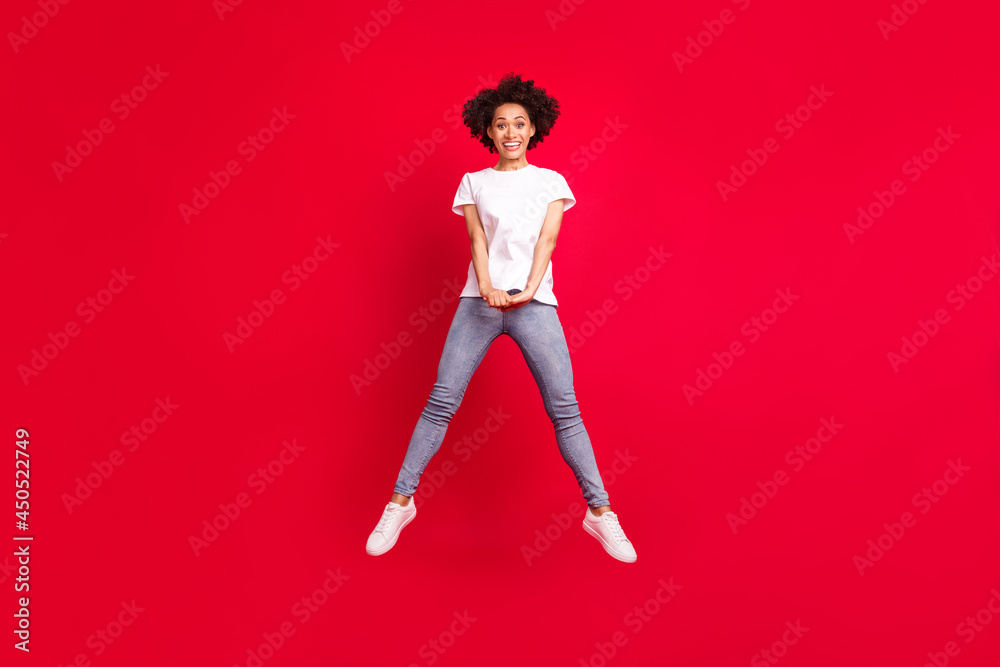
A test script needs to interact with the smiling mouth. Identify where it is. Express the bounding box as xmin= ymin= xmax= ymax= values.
xmin=502 ymin=142 xmax=521 ymax=151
